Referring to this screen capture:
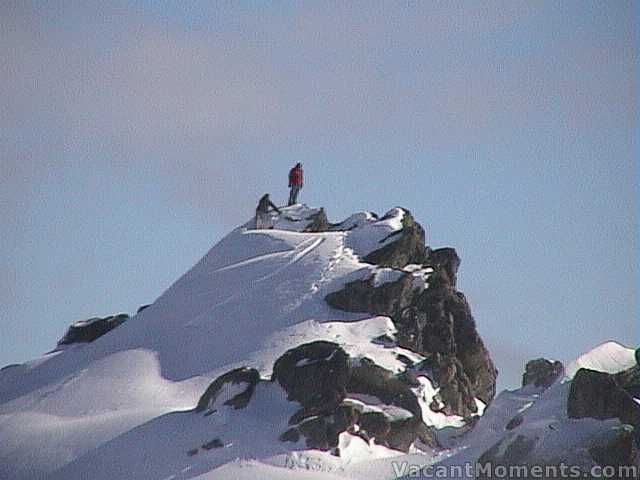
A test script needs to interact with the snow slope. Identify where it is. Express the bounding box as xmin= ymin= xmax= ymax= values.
xmin=1 ymin=204 xmax=635 ymax=479
xmin=0 ymin=205 xmax=437 ymax=479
